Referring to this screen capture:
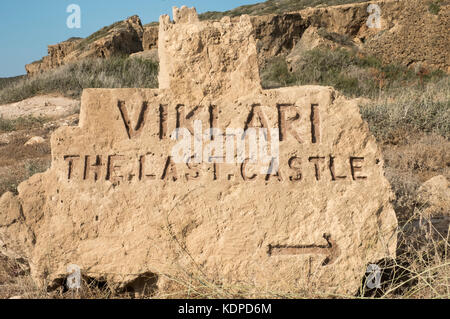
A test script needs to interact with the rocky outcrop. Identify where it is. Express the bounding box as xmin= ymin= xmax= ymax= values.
xmin=25 ymin=38 xmax=82 ymax=75
xmin=26 ymin=16 xmax=144 ymax=75
xmin=362 ymin=0 xmax=450 ymax=72
xmin=286 ymin=26 xmax=354 ymax=71
xmin=0 ymin=95 xmax=79 ymax=120
xmin=142 ymin=25 xmax=159 ymax=50
xmin=2 ymin=7 xmax=397 ymax=296
xmin=298 ymin=0 xmax=450 ymax=72
xmin=247 ymin=13 xmax=309 ymax=67
xmin=25 ymin=0 xmax=450 ymax=75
